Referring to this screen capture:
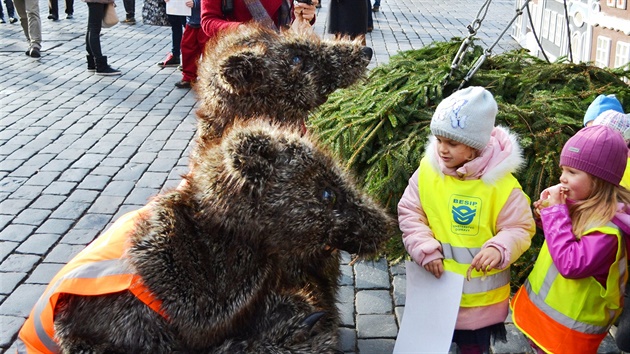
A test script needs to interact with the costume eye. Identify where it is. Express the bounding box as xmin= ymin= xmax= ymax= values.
xmin=322 ymin=188 xmax=337 ymax=207
xmin=292 ymin=55 xmax=303 ymax=66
